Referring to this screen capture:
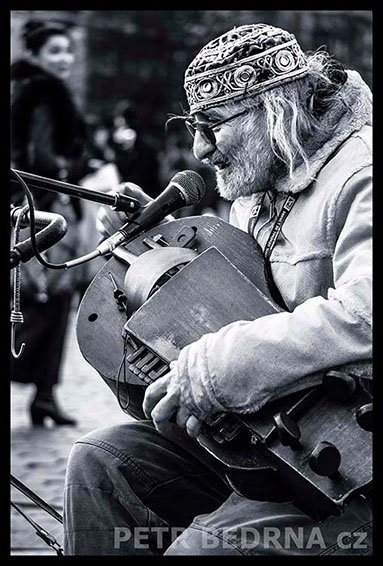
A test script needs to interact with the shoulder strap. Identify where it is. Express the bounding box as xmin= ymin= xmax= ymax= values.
xmin=248 ymin=193 xmax=299 ymax=310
